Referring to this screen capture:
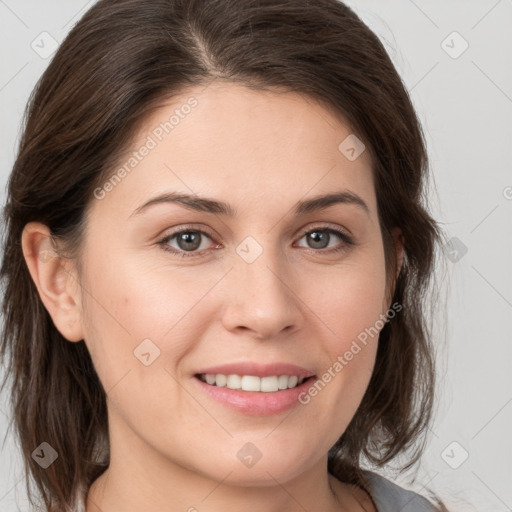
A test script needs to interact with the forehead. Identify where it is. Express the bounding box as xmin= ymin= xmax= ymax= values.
xmin=90 ymin=81 xmax=376 ymax=221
